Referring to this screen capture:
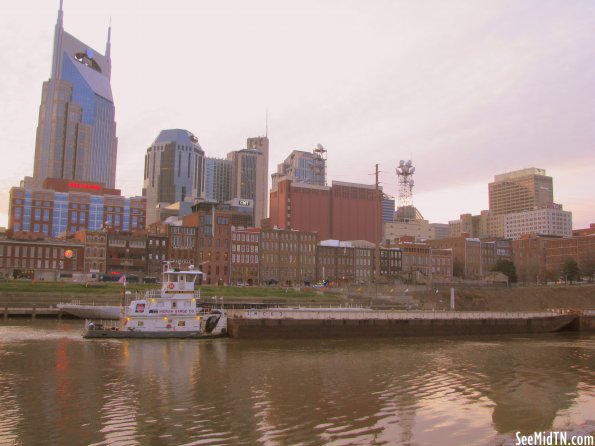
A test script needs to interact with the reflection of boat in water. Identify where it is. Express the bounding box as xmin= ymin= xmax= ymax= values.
xmin=57 ymin=302 xmax=121 ymax=320
xmin=83 ymin=262 xmax=227 ymax=339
